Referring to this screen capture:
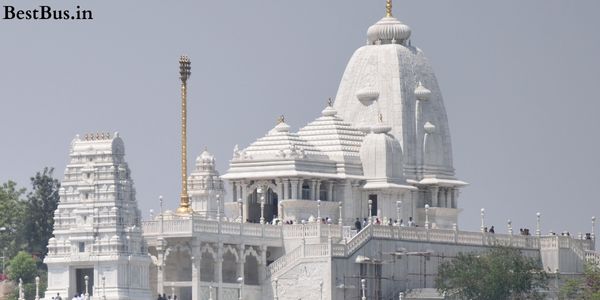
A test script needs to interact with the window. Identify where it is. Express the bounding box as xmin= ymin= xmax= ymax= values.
xmin=78 ymin=242 xmax=85 ymax=252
